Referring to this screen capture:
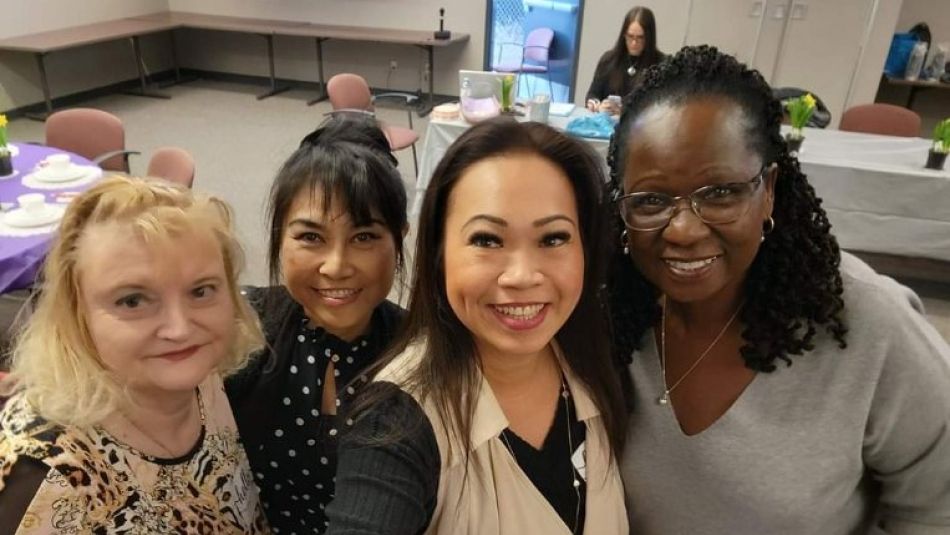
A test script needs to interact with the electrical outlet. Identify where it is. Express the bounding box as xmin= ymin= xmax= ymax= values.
xmin=389 ymin=60 xmax=398 ymax=71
